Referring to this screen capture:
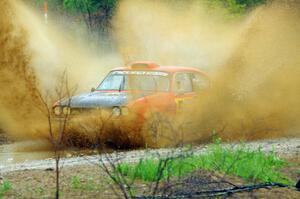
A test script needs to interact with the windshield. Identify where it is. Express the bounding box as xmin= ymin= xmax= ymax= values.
xmin=96 ymin=71 xmax=170 ymax=92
